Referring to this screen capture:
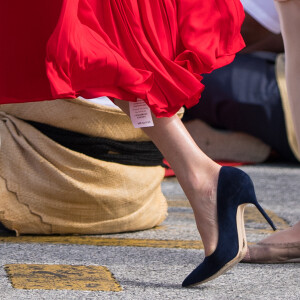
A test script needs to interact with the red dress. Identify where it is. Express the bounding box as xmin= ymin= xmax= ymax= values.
xmin=0 ymin=0 xmax=244 ymax=117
